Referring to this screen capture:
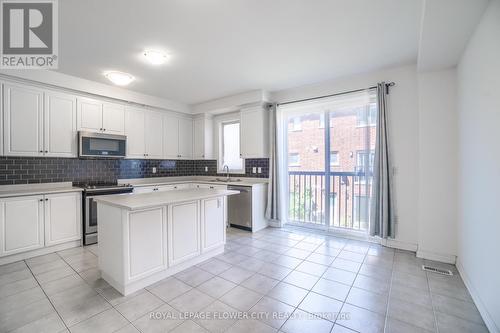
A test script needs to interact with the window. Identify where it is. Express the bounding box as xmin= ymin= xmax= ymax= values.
xmin=319 ymin=114 xmax=325 ymax=128
xmin=290 ymin=117 xmax=302 ymax=131
xmin=220 ymin=121 xmax=243 ymax=171
xmin=288 ymin=153 xmax=300 ymax=166
xmin=356 ymin=103 xmax=377 ymax=127
xmin=330 ymin=151 xmax=339 ymax=166
xmin=356 ymin=150 xmax=375 ymax=173
xmin=354 ymin=196 xmax=370 ymax=223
